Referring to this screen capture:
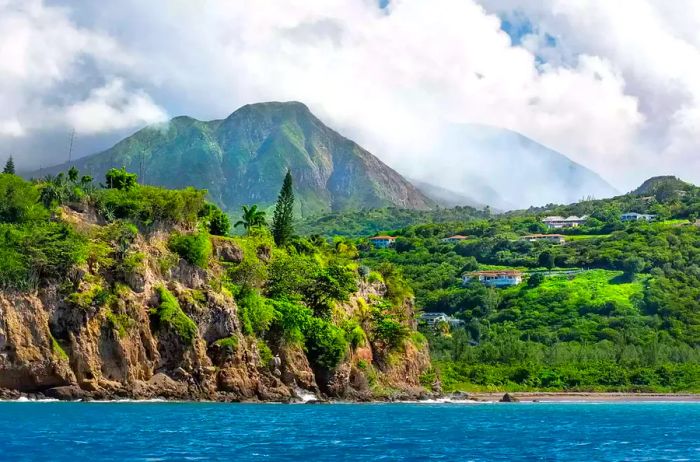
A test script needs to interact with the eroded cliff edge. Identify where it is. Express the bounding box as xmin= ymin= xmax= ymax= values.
xmin=0 ymin=206 xmax=430 ymax=402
